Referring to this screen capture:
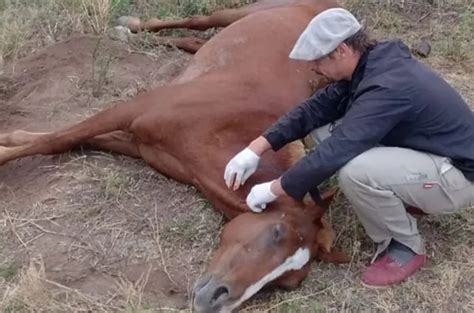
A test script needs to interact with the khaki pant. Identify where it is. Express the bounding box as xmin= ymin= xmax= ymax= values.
xmin=309 ymin=123 xmax=474 ymax=259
